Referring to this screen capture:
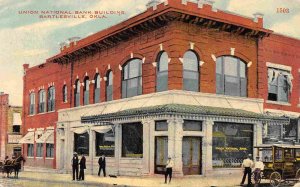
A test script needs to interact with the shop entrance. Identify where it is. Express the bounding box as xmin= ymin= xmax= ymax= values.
xmin=155 ymin=136 xmax=168 ymax=174
xmin=182 ymin=137 xmax=202 ymax=175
